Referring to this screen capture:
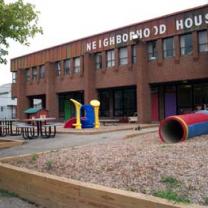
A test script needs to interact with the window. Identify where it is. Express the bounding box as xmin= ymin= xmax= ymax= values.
xmin=106 ymin=50 xmax=115 ymax=68
xmin=147 ymin=40 xmax=157 ymax=60
xmin=39 ymin=65 xmax=45 ymax=79
xmin=132 ymin=45 xmax=136 ymax=64
xmin=180 ymin=33 xmax=192 ymax=55
xmin=114 ymin=88 xmax=136 ymax=116
xmin=198 ymin=30 xmax=208 ymax=52
xmin=74 ymin=57 xmax=81 ymax=73
xmin=177 ymin=84 xmax=193 ymax=114
xmin=32 ymin=67 xmax=38 ymax=80
xmin=64 ymin=59 xmax=71 ymax=74
xmin=95 ymin=53 xmax=102 ymax=69
xmin=12 ymin=72 xmax=16 ymax=83
xmin=25 ymin=69 xmax=30 ymax=81
xmin=119 ymin=47 xmax=128 ymax=65
xmin=55 ymin=61 xmax=61 ymax=76
xmin=0 ymin=92 xmax=8 ymax=95
xmin=163 ymin=37 xmax=175 ymax=58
